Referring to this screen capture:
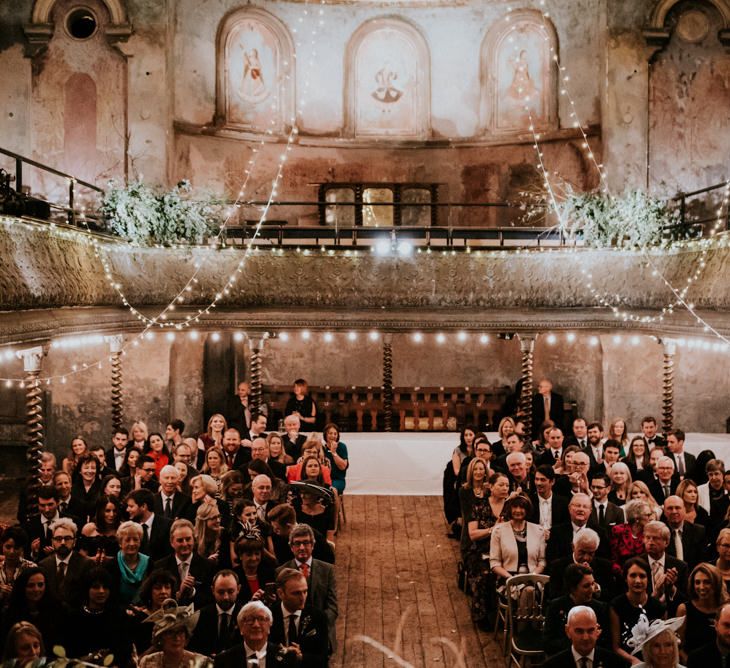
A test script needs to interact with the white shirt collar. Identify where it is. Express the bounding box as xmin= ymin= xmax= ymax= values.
xmin=571 ymin=646 xmax=595 ymax=665
xmin=216 ymin=603 xmax=233 ymax=616
xmin=281 ymin=602 xmax=301 ymax=620
xmin=295 ymin=557 xmax=313 ymax=568
xmin=540 ymin=495 xmax=552 ymax=504
xmin=648 ymin=554 xmax=665 ymax=568
xmin=243 ymin=643 xmax=267 ymax=661
xmin=175 ymin=554 xmax=192 ymax=567
xmin=55 ymin=554 xmax=71 ymax=567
